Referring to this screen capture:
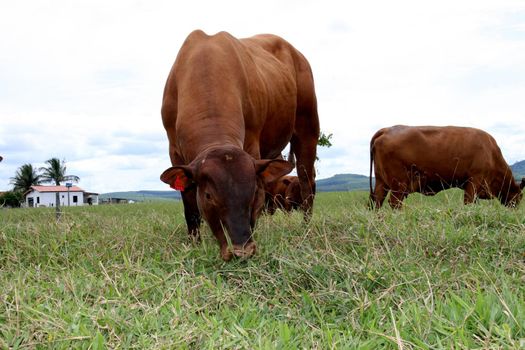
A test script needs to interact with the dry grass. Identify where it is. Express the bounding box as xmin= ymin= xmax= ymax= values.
xmin=1 ymin=190 xmax=525 ymax=349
